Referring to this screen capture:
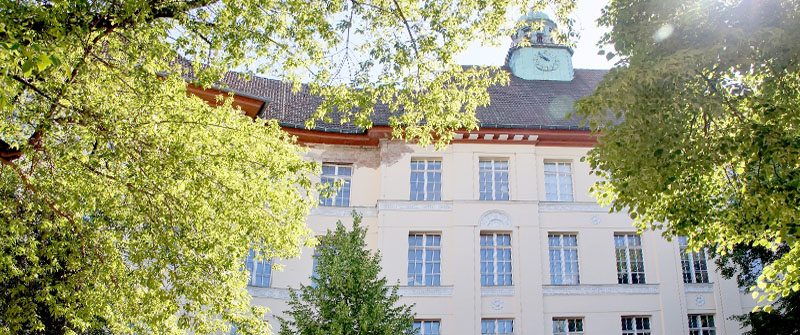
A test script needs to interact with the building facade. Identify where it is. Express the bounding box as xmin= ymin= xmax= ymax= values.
xmin=208 ymin=12 xmax=757 ymax=335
